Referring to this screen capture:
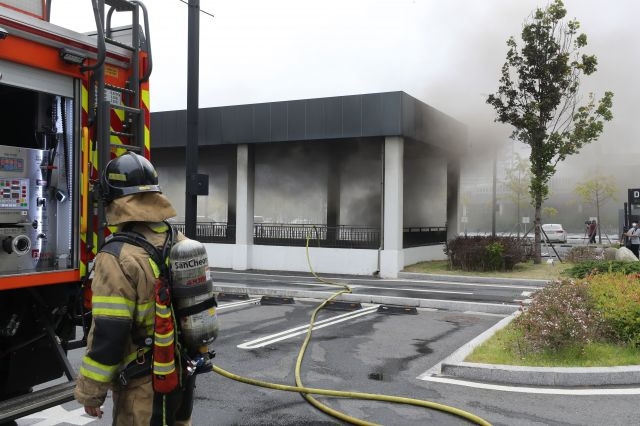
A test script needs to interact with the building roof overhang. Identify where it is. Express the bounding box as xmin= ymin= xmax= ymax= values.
xmin=151 ymin=91 xmax=468 ymax=153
